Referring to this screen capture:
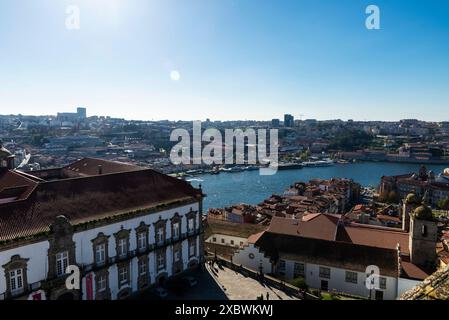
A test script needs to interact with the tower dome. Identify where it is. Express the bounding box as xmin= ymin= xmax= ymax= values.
xmin=405 ymin=193 xmax=421 ymax=205
xmin=413 ymin=205 xmax=433 ymax=221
